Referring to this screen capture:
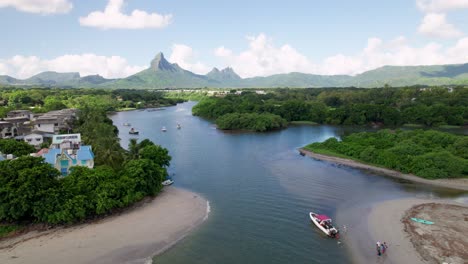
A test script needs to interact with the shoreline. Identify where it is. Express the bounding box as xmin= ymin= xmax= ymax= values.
xmin=0 ymin=187 xmax=209 ymax=264
xmin=364 ymin=198 xmax=467 ymax=264
xmin=299 ymin=148 xmax=468 ymax=191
